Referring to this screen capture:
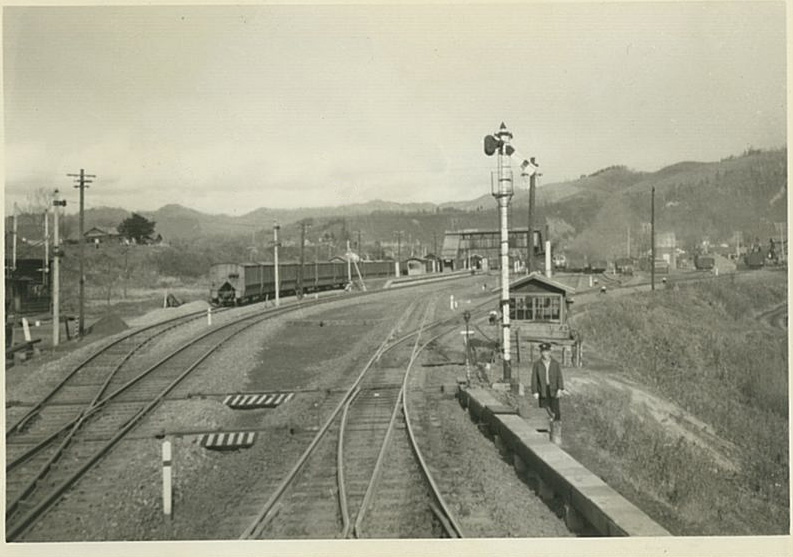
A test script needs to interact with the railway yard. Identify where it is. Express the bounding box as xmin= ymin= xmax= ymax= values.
xmin=3 ymin=269 xmax=788 ymax=546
